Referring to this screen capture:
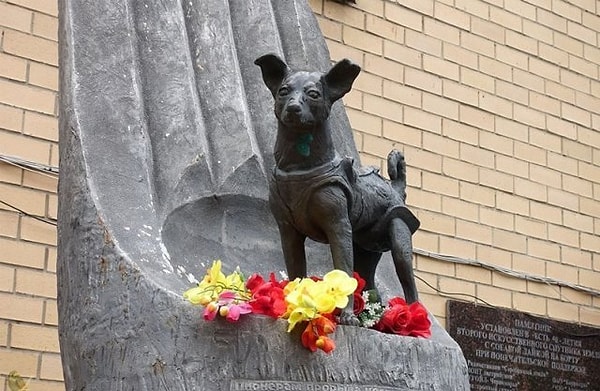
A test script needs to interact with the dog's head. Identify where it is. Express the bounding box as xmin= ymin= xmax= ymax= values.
xmin=255 ymin=54 xmax=360 ymax=130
